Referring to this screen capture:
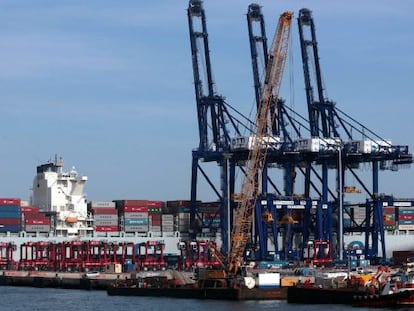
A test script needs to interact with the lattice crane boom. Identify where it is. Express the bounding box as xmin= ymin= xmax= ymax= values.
xmin=228 ymin=11 xmax=293 ymax=274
